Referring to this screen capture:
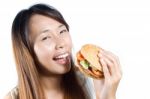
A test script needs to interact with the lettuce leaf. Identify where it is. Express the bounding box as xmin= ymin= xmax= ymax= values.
xmin=80 ymin=60 xmax=89 ymax=69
